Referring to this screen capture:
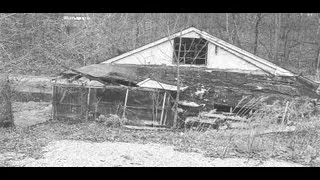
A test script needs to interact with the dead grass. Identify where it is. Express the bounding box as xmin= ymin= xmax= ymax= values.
xmin=0 ymin=117 xmax=319 ymax=167
xmin=2 ymin=96 xmax=320 ymax=167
